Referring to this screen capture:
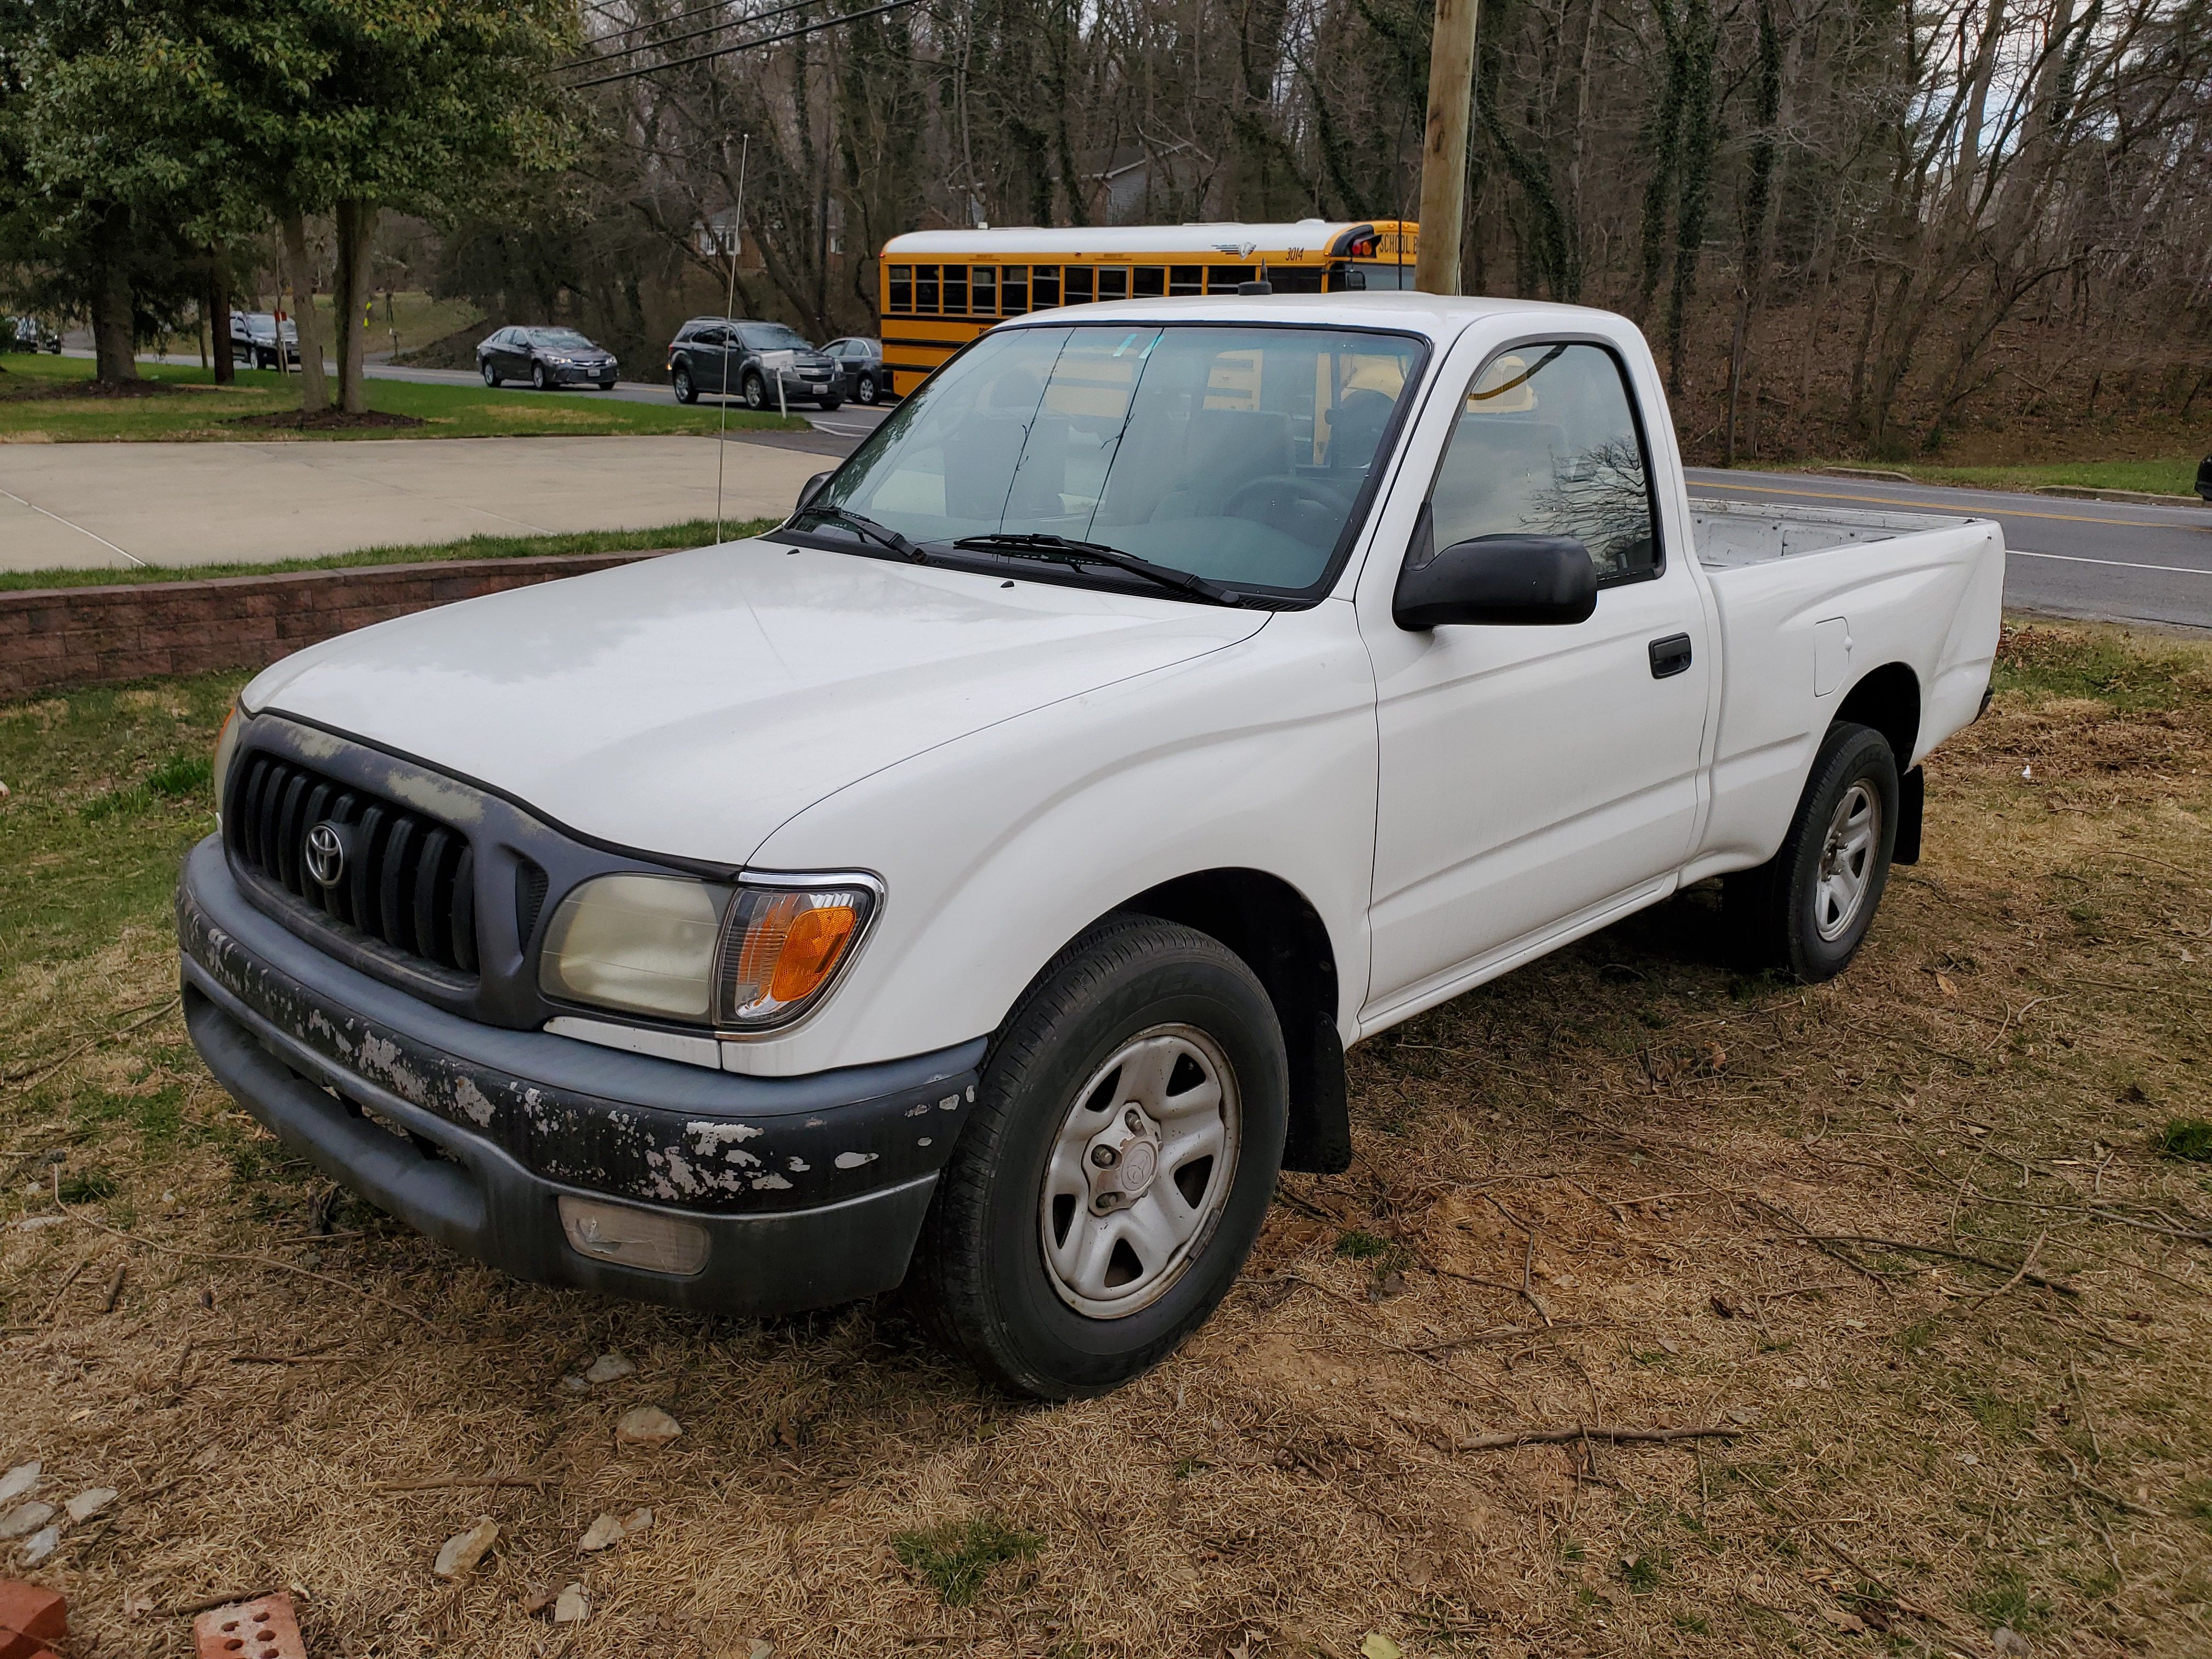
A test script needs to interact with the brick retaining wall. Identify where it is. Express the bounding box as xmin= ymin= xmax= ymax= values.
xmin=1 ymin=551 xmax=670 ymax=700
